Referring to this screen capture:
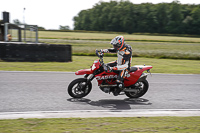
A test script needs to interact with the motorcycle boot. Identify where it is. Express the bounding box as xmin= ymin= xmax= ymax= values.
xmin=113 ymin=79 xmax=124 ymax=96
